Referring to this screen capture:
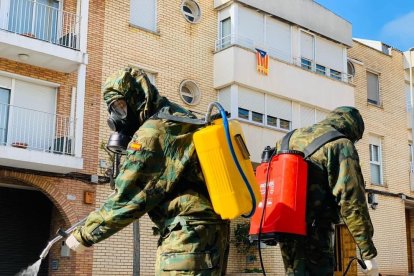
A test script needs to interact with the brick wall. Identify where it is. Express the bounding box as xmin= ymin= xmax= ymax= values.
xmin=0 ymin=169 xmax=95 ymax=275
xmin=349 ymin=41 xmax=410 ymax=275
xmin=93 ymin=1 xmax=218 ymax=274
